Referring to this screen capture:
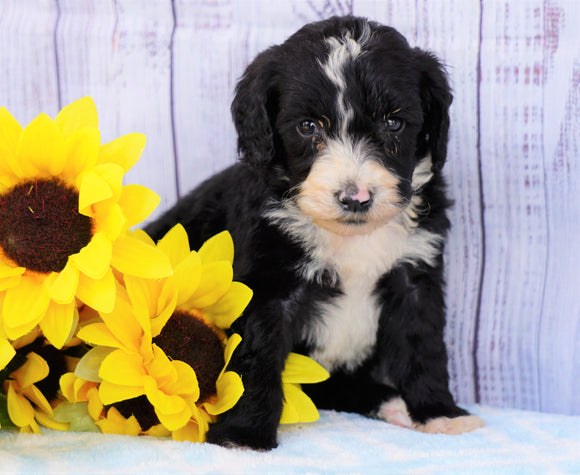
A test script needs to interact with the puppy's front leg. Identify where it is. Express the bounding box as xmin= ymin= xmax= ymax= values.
xmin=205 ymin=303 xmax=290 ymax=450
xmin=376 ymin=262 xmax=484 ymax=434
